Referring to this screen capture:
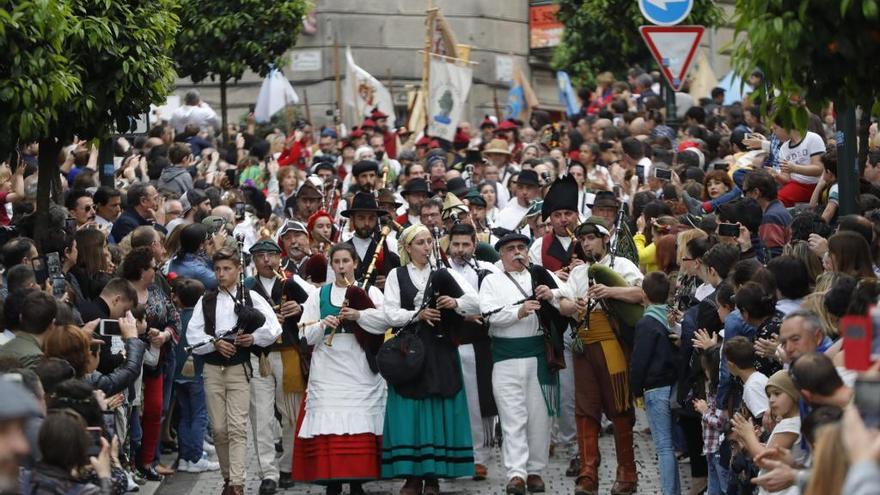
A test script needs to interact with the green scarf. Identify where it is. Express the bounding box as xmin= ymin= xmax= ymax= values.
xmin=644 ymin=304 xmax=669 ymax=330
xmin=491 ymin=335 xmax=559 ymax=417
